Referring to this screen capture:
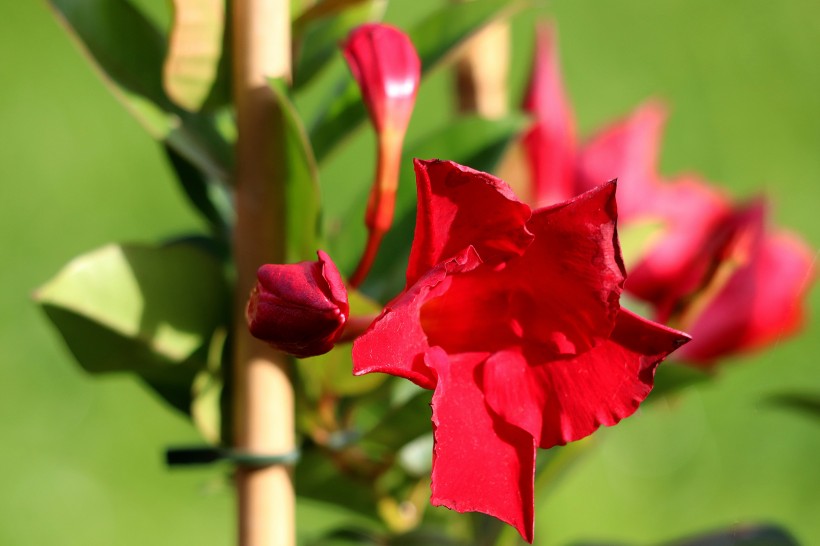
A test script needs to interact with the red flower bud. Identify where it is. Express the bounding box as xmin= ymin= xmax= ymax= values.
xmin=342 ymin=23 xmax=421 ymax=134
xmin=246 ymin=251 xmax=349 ymax=358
